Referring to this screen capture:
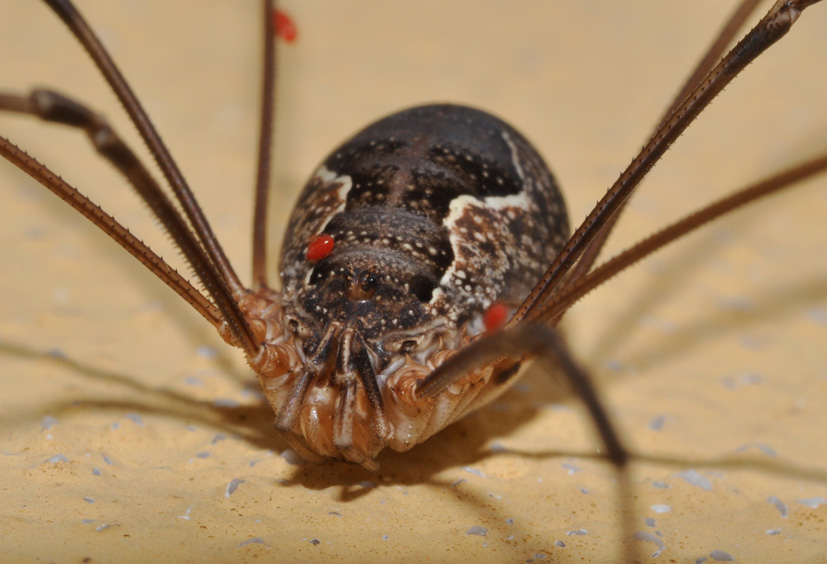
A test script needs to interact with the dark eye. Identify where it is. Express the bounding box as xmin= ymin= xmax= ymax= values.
xmin=401 ymin=340 xmax=417 ymax=353
xmin=348 ymin=269 xmax=380 ymax=301
xmin=361 ymin=272 xmax=379 ymax=293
